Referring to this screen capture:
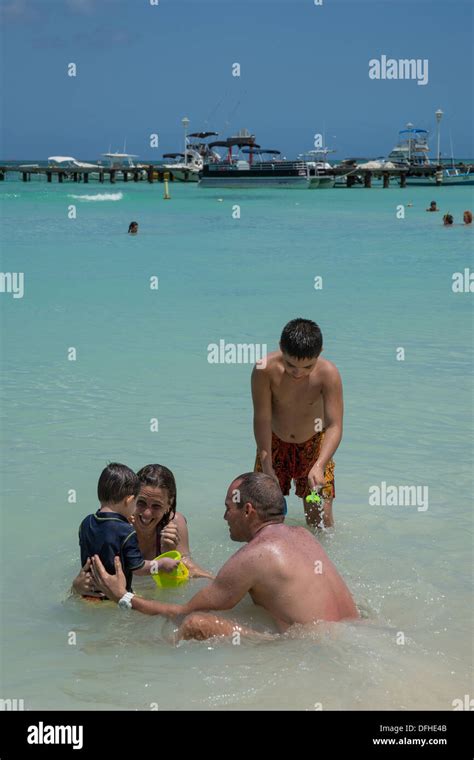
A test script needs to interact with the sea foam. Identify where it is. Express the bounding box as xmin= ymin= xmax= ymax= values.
xmin=68 ymin=192 xmax=123 ymax=202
